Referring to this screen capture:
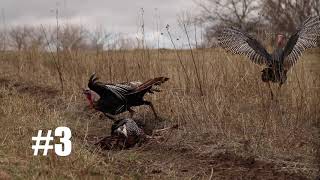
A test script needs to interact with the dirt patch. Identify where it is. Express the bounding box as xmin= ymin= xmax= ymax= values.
xmin=88 ymin=138 xmax=310 ymax=179
xmin=198 ymin=152 xmax=307 ymax=179
xmin=0 ymin=78 xmax=59 ymax=101
xmin=114 ymin=144 xmax=309 ymax=179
